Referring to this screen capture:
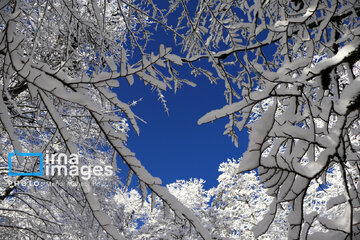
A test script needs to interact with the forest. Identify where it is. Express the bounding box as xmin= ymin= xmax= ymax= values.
xmin=0 ymin=0 xmax=360 ymax=239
